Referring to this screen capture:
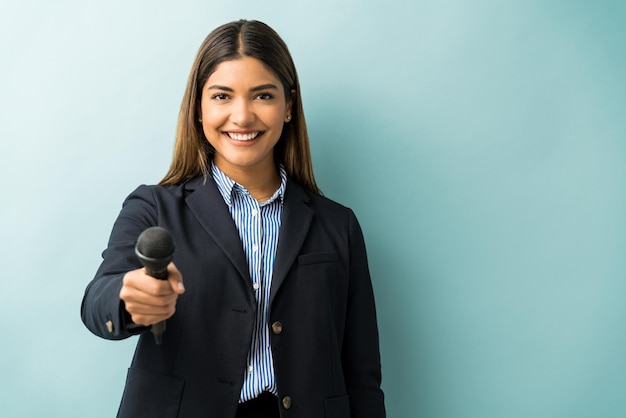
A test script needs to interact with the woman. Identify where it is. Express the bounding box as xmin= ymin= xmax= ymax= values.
xmin=81 ymin=19 xmax=385 ymax=418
